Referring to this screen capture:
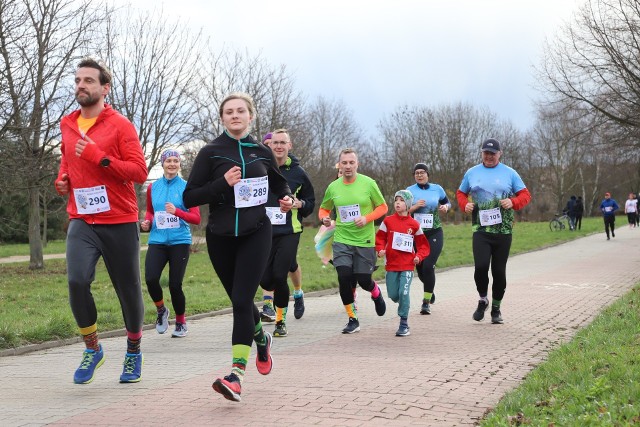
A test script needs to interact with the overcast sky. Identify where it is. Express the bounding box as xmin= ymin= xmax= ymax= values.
xmin=115 ymin=0 xmax=583 ymax=136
